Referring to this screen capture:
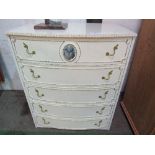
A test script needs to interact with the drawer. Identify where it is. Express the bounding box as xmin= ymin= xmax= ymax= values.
xmin=21 ymin=64 xmax=123 ymax=86
xmin=14 ymin=40 xmax=63 ymax=62
xmin=14 ymin=39 xmax=130 ymax=63
xmin=32 ymin=101 xmax=113 ymax=118
xmin=35 ymin=115 xmax=110 ymax=130
xmin=28 ymin=86 xmax=118 ymax=104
